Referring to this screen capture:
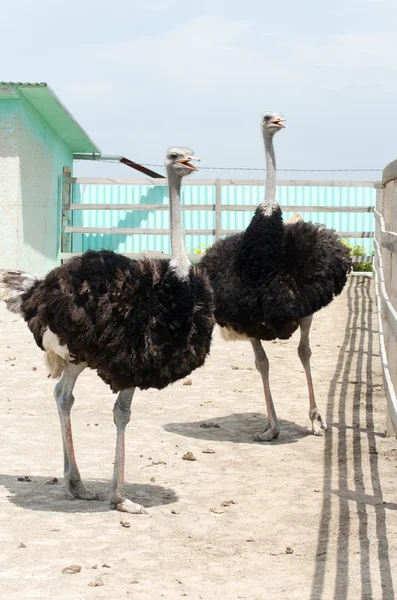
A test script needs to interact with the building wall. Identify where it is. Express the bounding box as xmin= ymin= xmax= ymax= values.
xmin=0 ymin=101 xmax=21 ymax=267
xmin=0 ymin=95 xmax=73 ymax=275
